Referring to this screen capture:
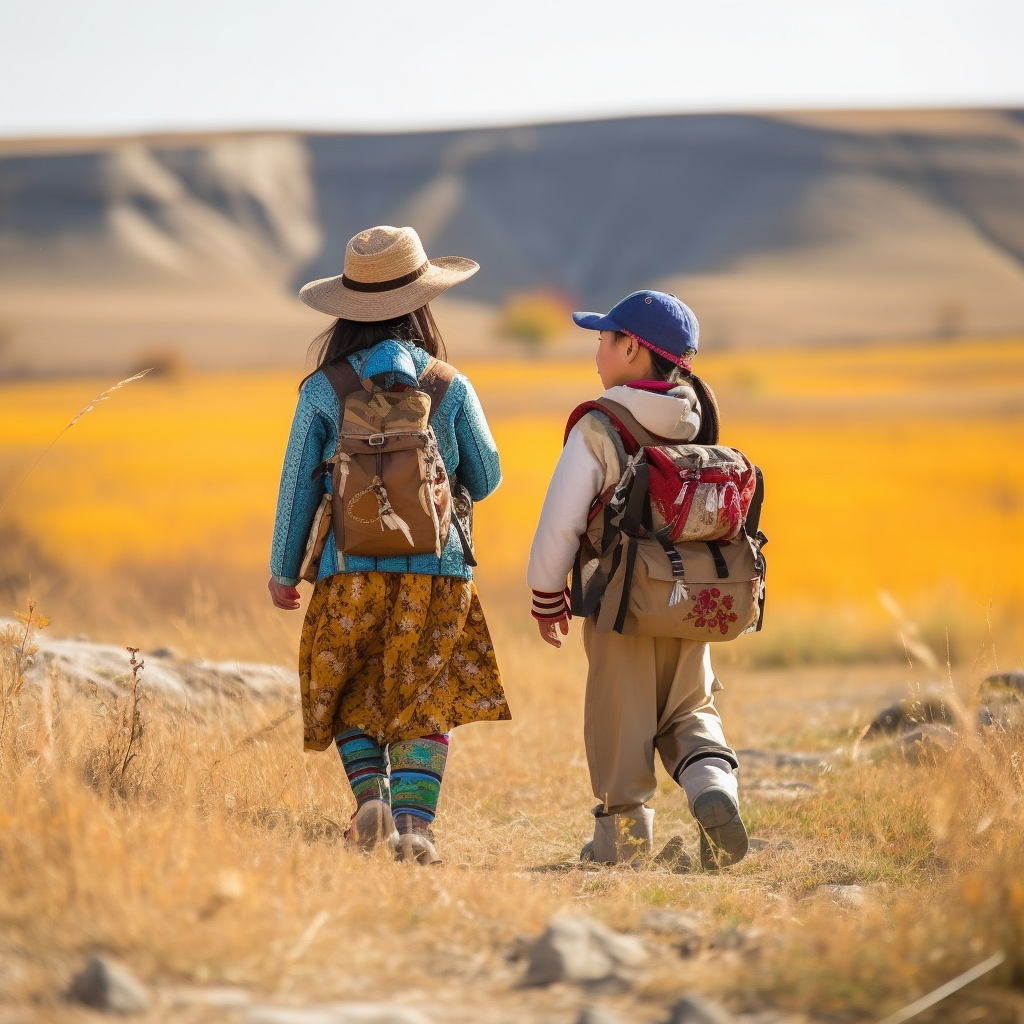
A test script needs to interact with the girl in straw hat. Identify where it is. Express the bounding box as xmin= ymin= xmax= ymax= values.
xmin=269 ymin=225 xmax=509 ymax=865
